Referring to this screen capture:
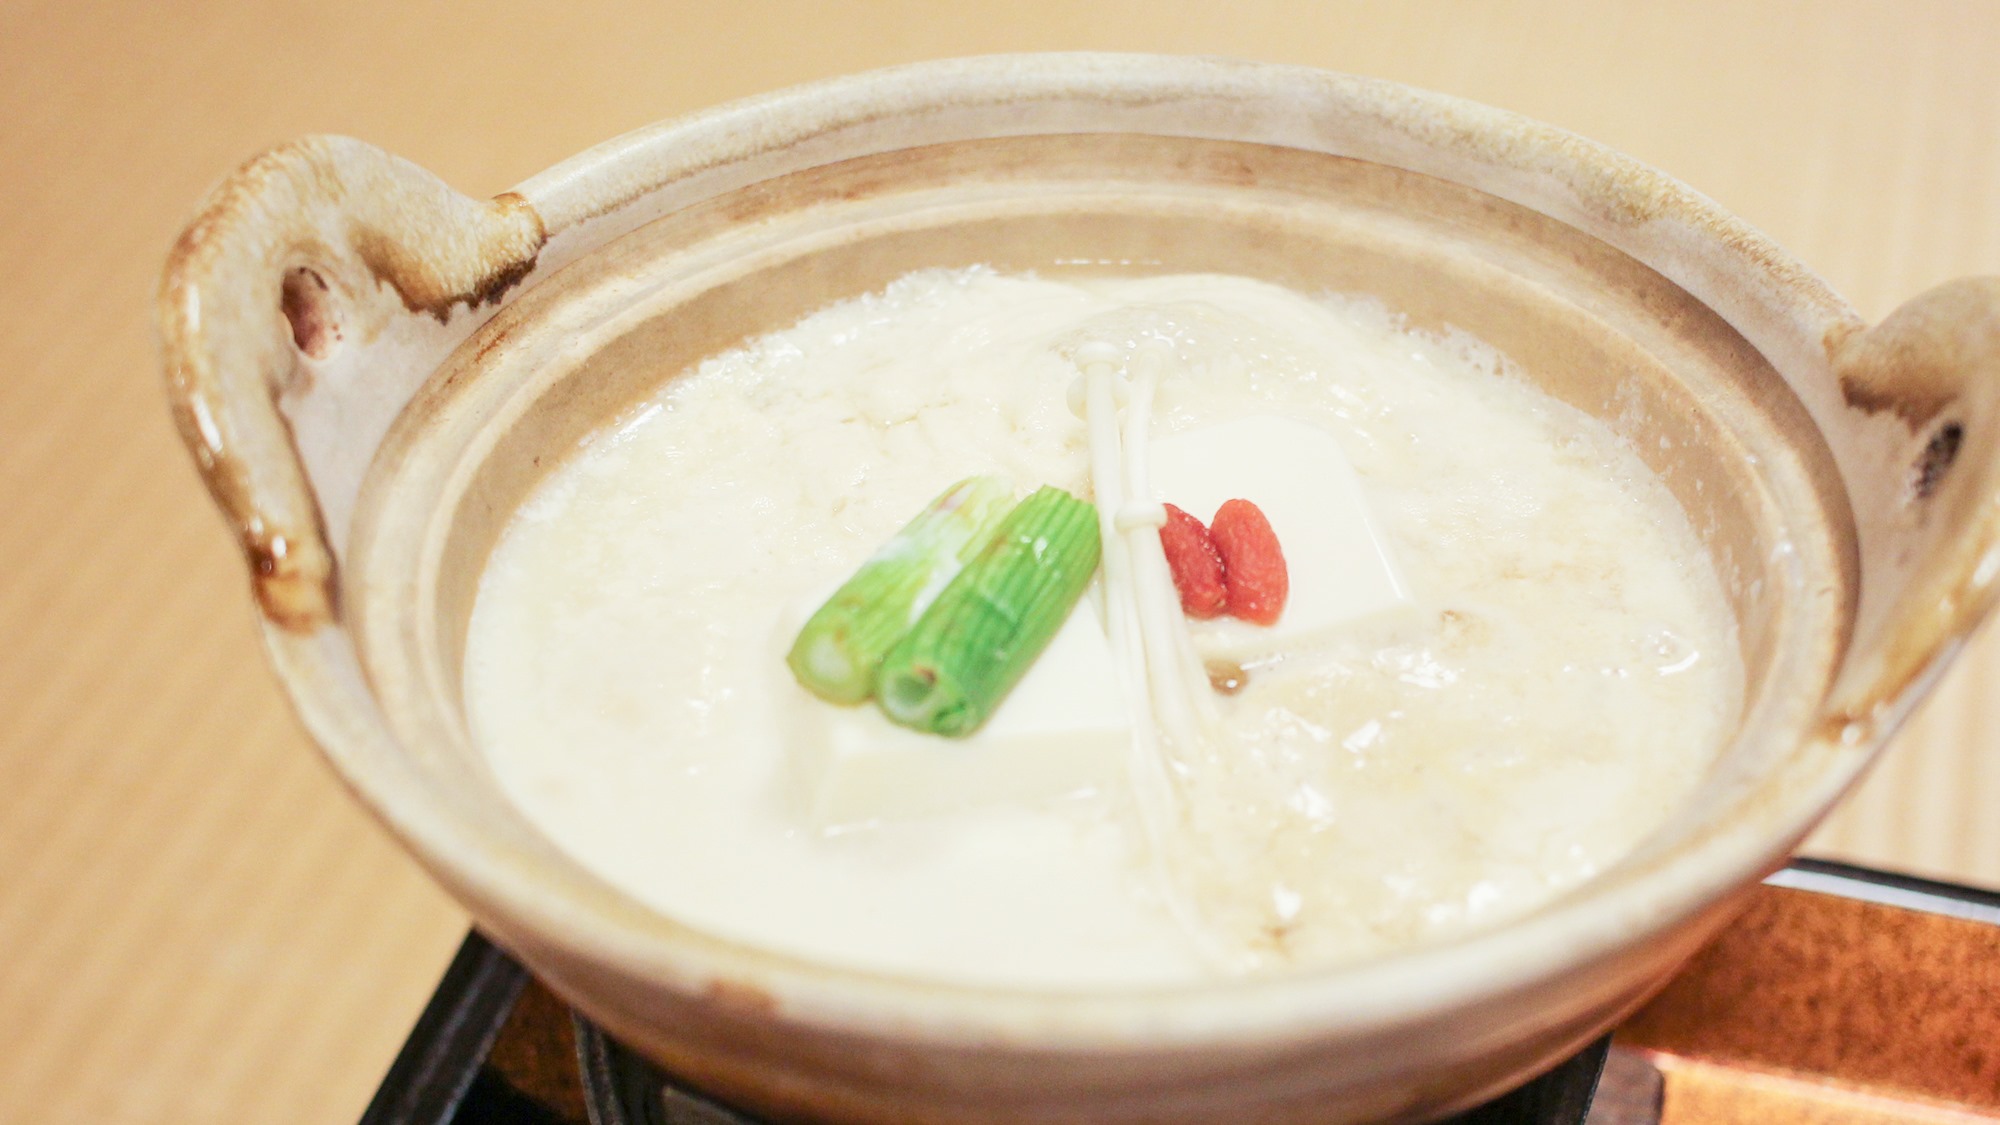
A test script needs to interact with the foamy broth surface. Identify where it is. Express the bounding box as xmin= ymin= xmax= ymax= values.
xmin=464 ymin=269 xmax=1742 ymax=987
